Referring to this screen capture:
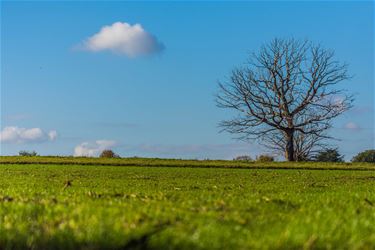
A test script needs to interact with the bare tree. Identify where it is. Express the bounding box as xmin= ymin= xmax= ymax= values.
xmin=261 ymin=129 xmax=328 ymax=161
xmin=216 ymin=38 xmax=353 ymax=161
